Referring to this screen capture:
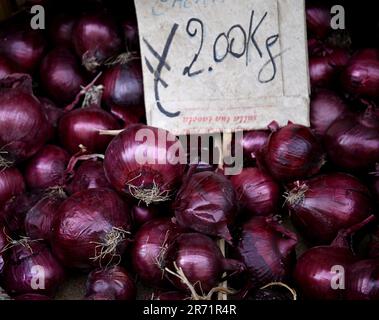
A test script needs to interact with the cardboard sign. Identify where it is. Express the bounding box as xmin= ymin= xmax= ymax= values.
xmin=134 ymin=0 xmax=310 ymax=135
